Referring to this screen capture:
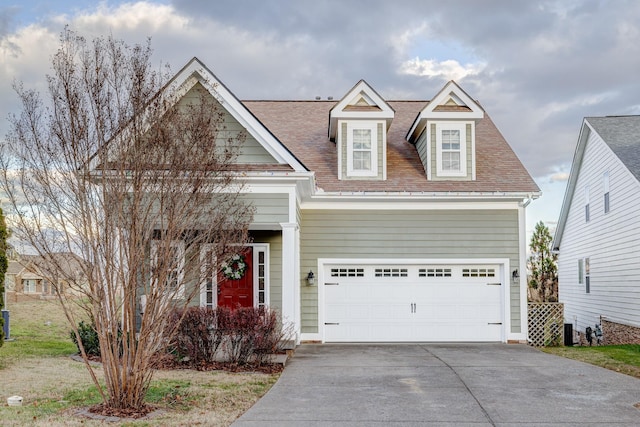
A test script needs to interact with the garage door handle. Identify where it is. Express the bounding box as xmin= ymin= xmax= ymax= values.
xmin=488 ymin=322 xmax=502 ymax=325
xmin=486 ymin=283 xmax=502 ymax=286
xmin=325 ymin=322 xmax=340 ymax=325
xmin=325 ymin=283 xmax=339 ymax=286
